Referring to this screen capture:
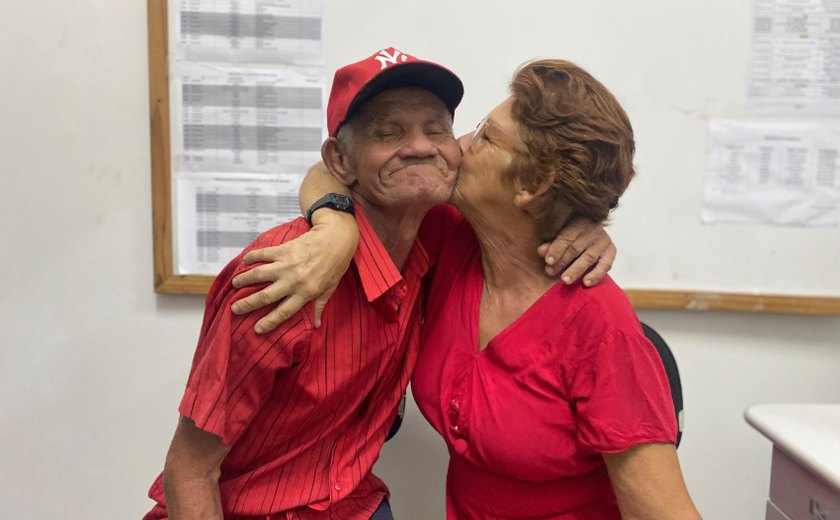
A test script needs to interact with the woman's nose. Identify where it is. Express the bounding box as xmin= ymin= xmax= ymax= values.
xmin=457 ymin=133 xmax=472 ymax=154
